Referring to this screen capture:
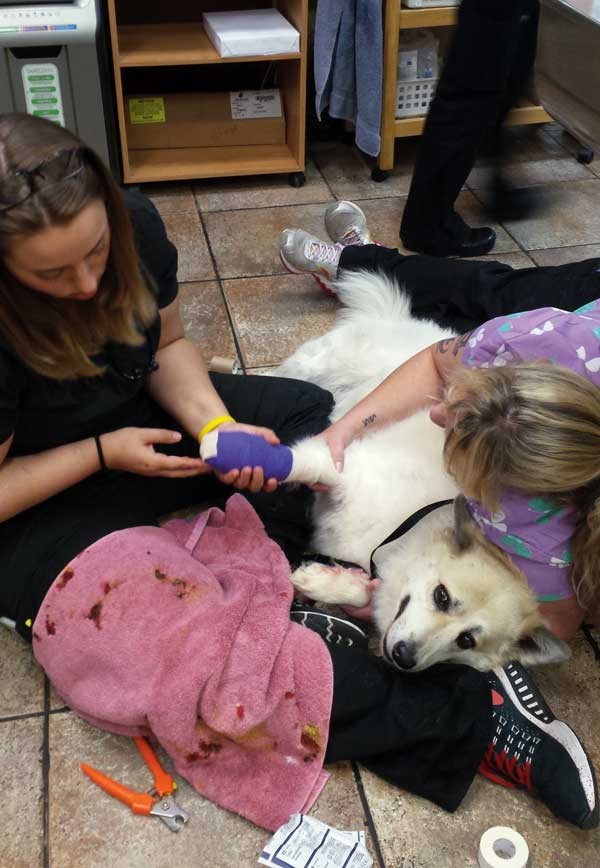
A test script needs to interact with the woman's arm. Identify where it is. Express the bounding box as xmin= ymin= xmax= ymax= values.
xmin=539 ymin=597 xmax=585 ymax=642
xmin=0 ymin=427 xmax=207 ymax=523
xmin=323 ymin=333 xmax=471 ymax=466
xmin=146 ymin=297 xmax=230 ymax=438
